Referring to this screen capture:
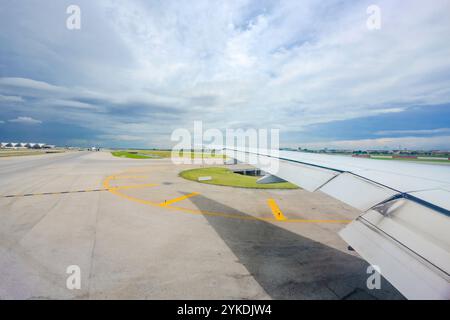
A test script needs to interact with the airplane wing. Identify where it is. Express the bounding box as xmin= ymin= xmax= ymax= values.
xmin=223 ymin=147 xmax=450 ymax=300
